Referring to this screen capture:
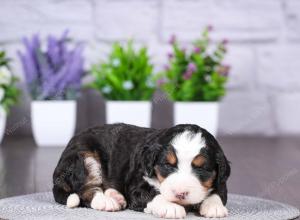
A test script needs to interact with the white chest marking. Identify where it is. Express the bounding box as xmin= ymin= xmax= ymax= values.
xmin=84 ymin=156 xmax=102 ymax=185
